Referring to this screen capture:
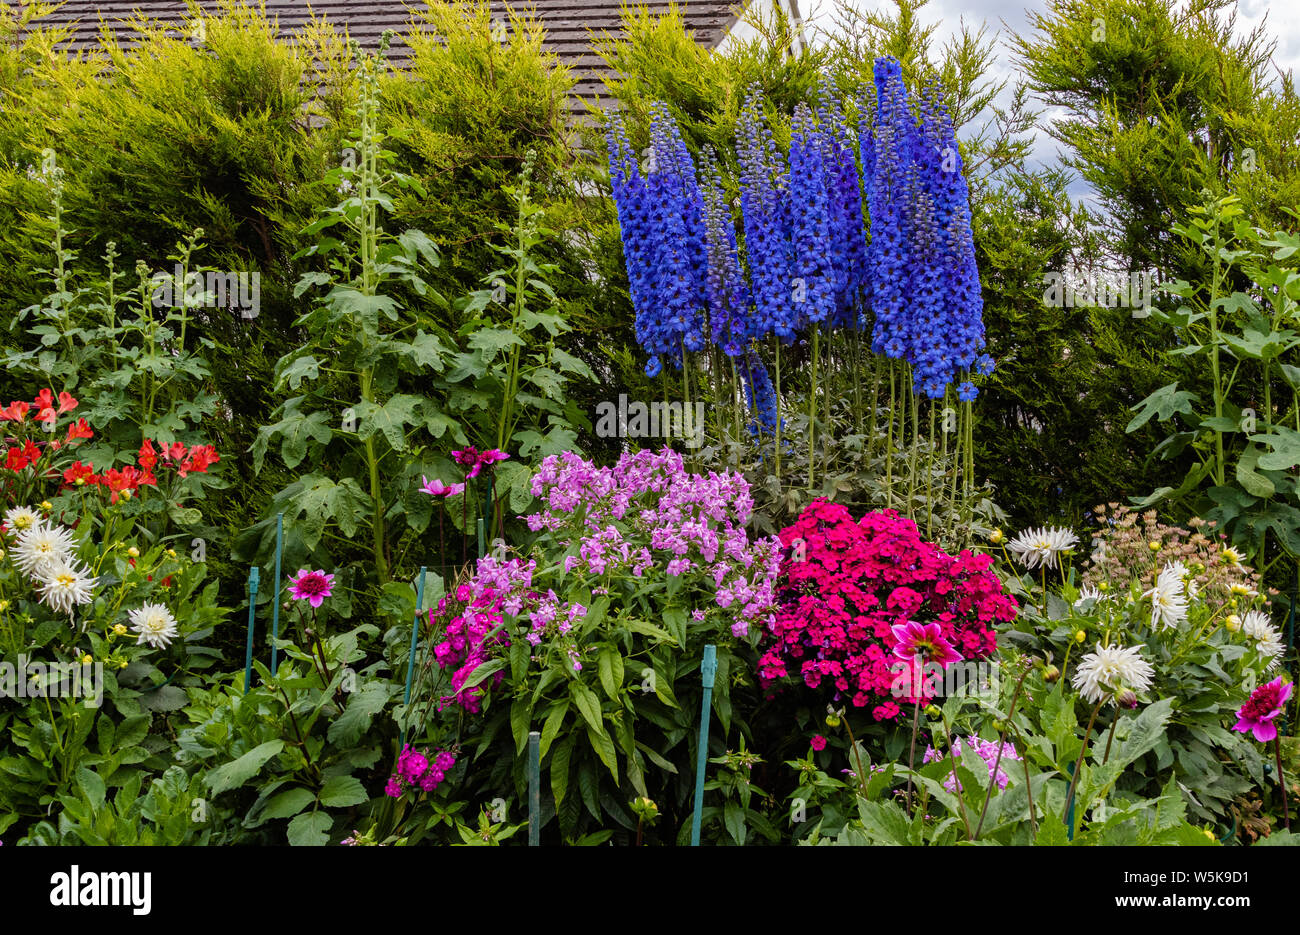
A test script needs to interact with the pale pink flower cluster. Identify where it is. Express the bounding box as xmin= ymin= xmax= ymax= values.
xmin=524 ymin=448 xmax=779 ymax=636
